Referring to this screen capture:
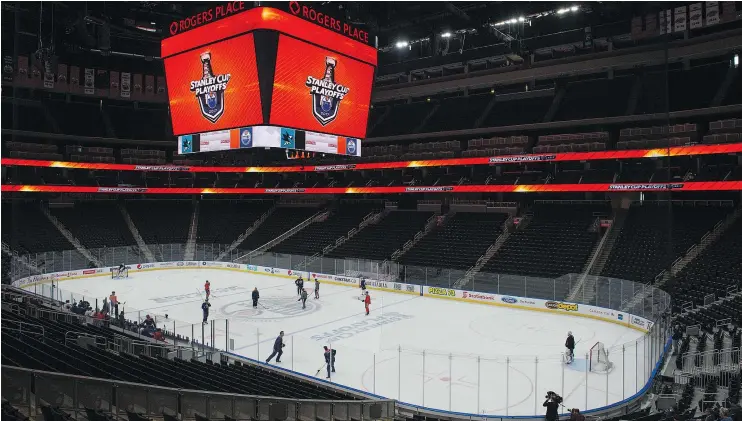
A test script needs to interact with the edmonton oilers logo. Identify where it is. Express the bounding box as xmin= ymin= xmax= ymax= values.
xmin=190 ymin=52 xmax=231 ymax=123
xmin=305 ymin=56 xmax=349 ymax=126
xmin=240 ymin=128 xmax=252 ymax=147
xmin=347 ymin=139 xmax=357 ymax=155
